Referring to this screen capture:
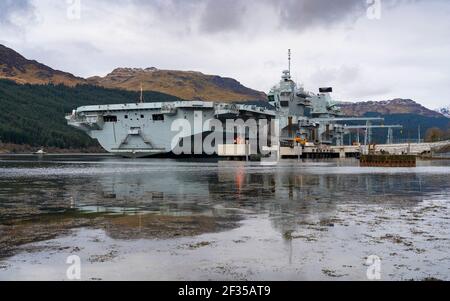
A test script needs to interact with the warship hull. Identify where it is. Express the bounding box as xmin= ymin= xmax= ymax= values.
xmin=66 ymin=101 xmax=275 ymax=158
